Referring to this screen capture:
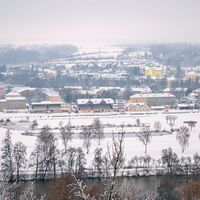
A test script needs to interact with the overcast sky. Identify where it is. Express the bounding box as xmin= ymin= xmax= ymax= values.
xmin=0 ymin=0 xmax=200 ymax=44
